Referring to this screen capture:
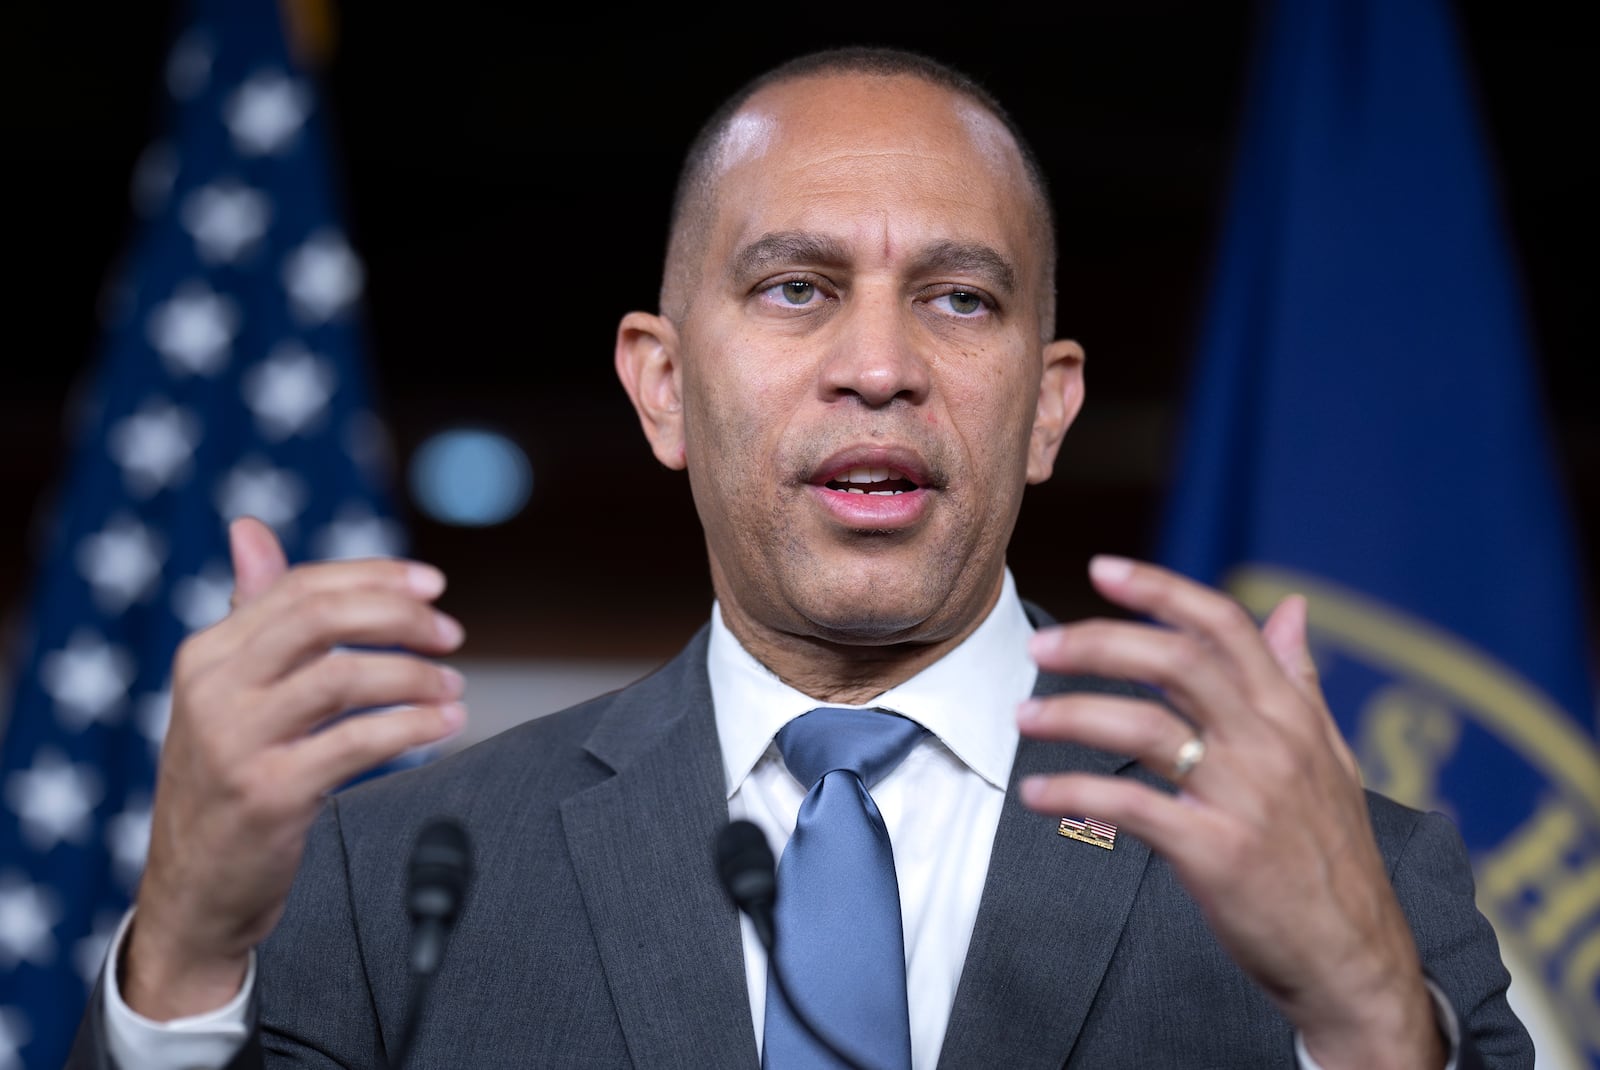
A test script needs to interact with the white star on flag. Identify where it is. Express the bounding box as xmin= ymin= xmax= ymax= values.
xmin=38 ymin=630 xmax=136 ymax=731
xmin=76 ymin=514 xmax=166 ymax=614
xmin=107 ymin=398 xmax=201 ymax=497
xmin=181 ymin=180 xmax=273 ymax=263
xmin=0 ymin=874 xmax=61 ymax=970
xmin=172 ymin=562 xmax=234 ymax=632
xmin=243 ymin=342 xmax=337 ymax=440
xmin=214 ymin=456 xmax=308 ymax=535
xmin=106 ymin=796 xmax=153 ymax=889
xmin=131 ymin=140 xmax=178 ymax=218
xmin=4 ymin=749 xmax=103 ymax=854
xmin=0 ymin=1006 xmax=30 ymax=1070
xmin=283 ymin=229 xmax=364 ymax=323
xmin=223 ymin=69 xmax=310 ymax=156
xmin=165 ymin=29 xmax=213 ymax=100
xmin=73 ymin=910 xmax=123 ymax=988
xmin=136 ymin=689 xmax=173 ymax=755
xmin=145 ymin=281 xmax=240 ymax=377
xmin=313 ymin=503 xmax=405 ymax=560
